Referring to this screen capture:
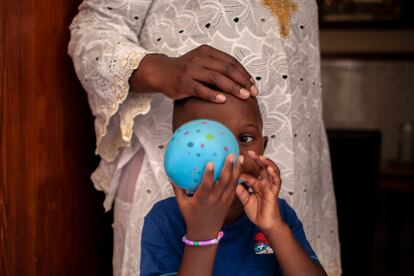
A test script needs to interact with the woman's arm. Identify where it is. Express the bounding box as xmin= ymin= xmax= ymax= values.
xmin=68 ymin=0 xmax=154 ymax=161
xmin=69 ymin=1 xmax=258 ymax=161
xmin=68 ymin=0 xmax=154 ymax=115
